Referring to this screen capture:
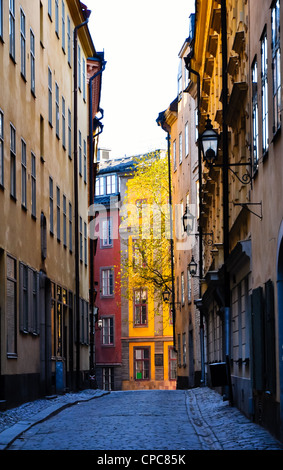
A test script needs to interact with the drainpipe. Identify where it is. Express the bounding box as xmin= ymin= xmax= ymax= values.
xmin=74 ymin=18 xmax=89 ymax=390
xmin=184 ymin=59 xmax=205 ymax=386
xmin=221 ymin=0 xmax=233 ymax=405
xmin=88 ymin=56 xmax=106 ymax=375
